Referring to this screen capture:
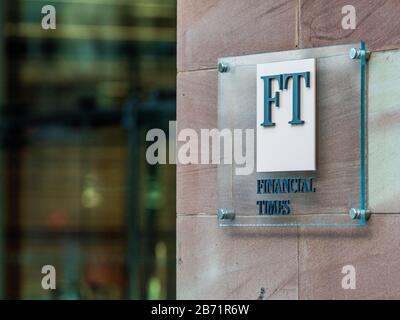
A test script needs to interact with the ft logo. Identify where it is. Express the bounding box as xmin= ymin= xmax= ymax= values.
xmin=260 ymin=71 xmax=311 ymax=127
xmin=256 ymin=58 xmax=316 ymax=173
